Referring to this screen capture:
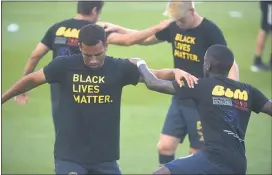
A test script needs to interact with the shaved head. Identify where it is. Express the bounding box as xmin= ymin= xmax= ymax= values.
xmin=203 ymin=44 xmax=234 ymax=77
